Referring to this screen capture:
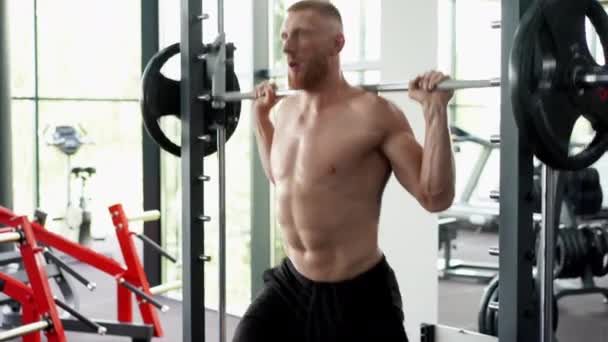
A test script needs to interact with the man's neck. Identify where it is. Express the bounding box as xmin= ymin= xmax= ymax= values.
xmin=302 ymin=73 xmax=349 ymax=112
